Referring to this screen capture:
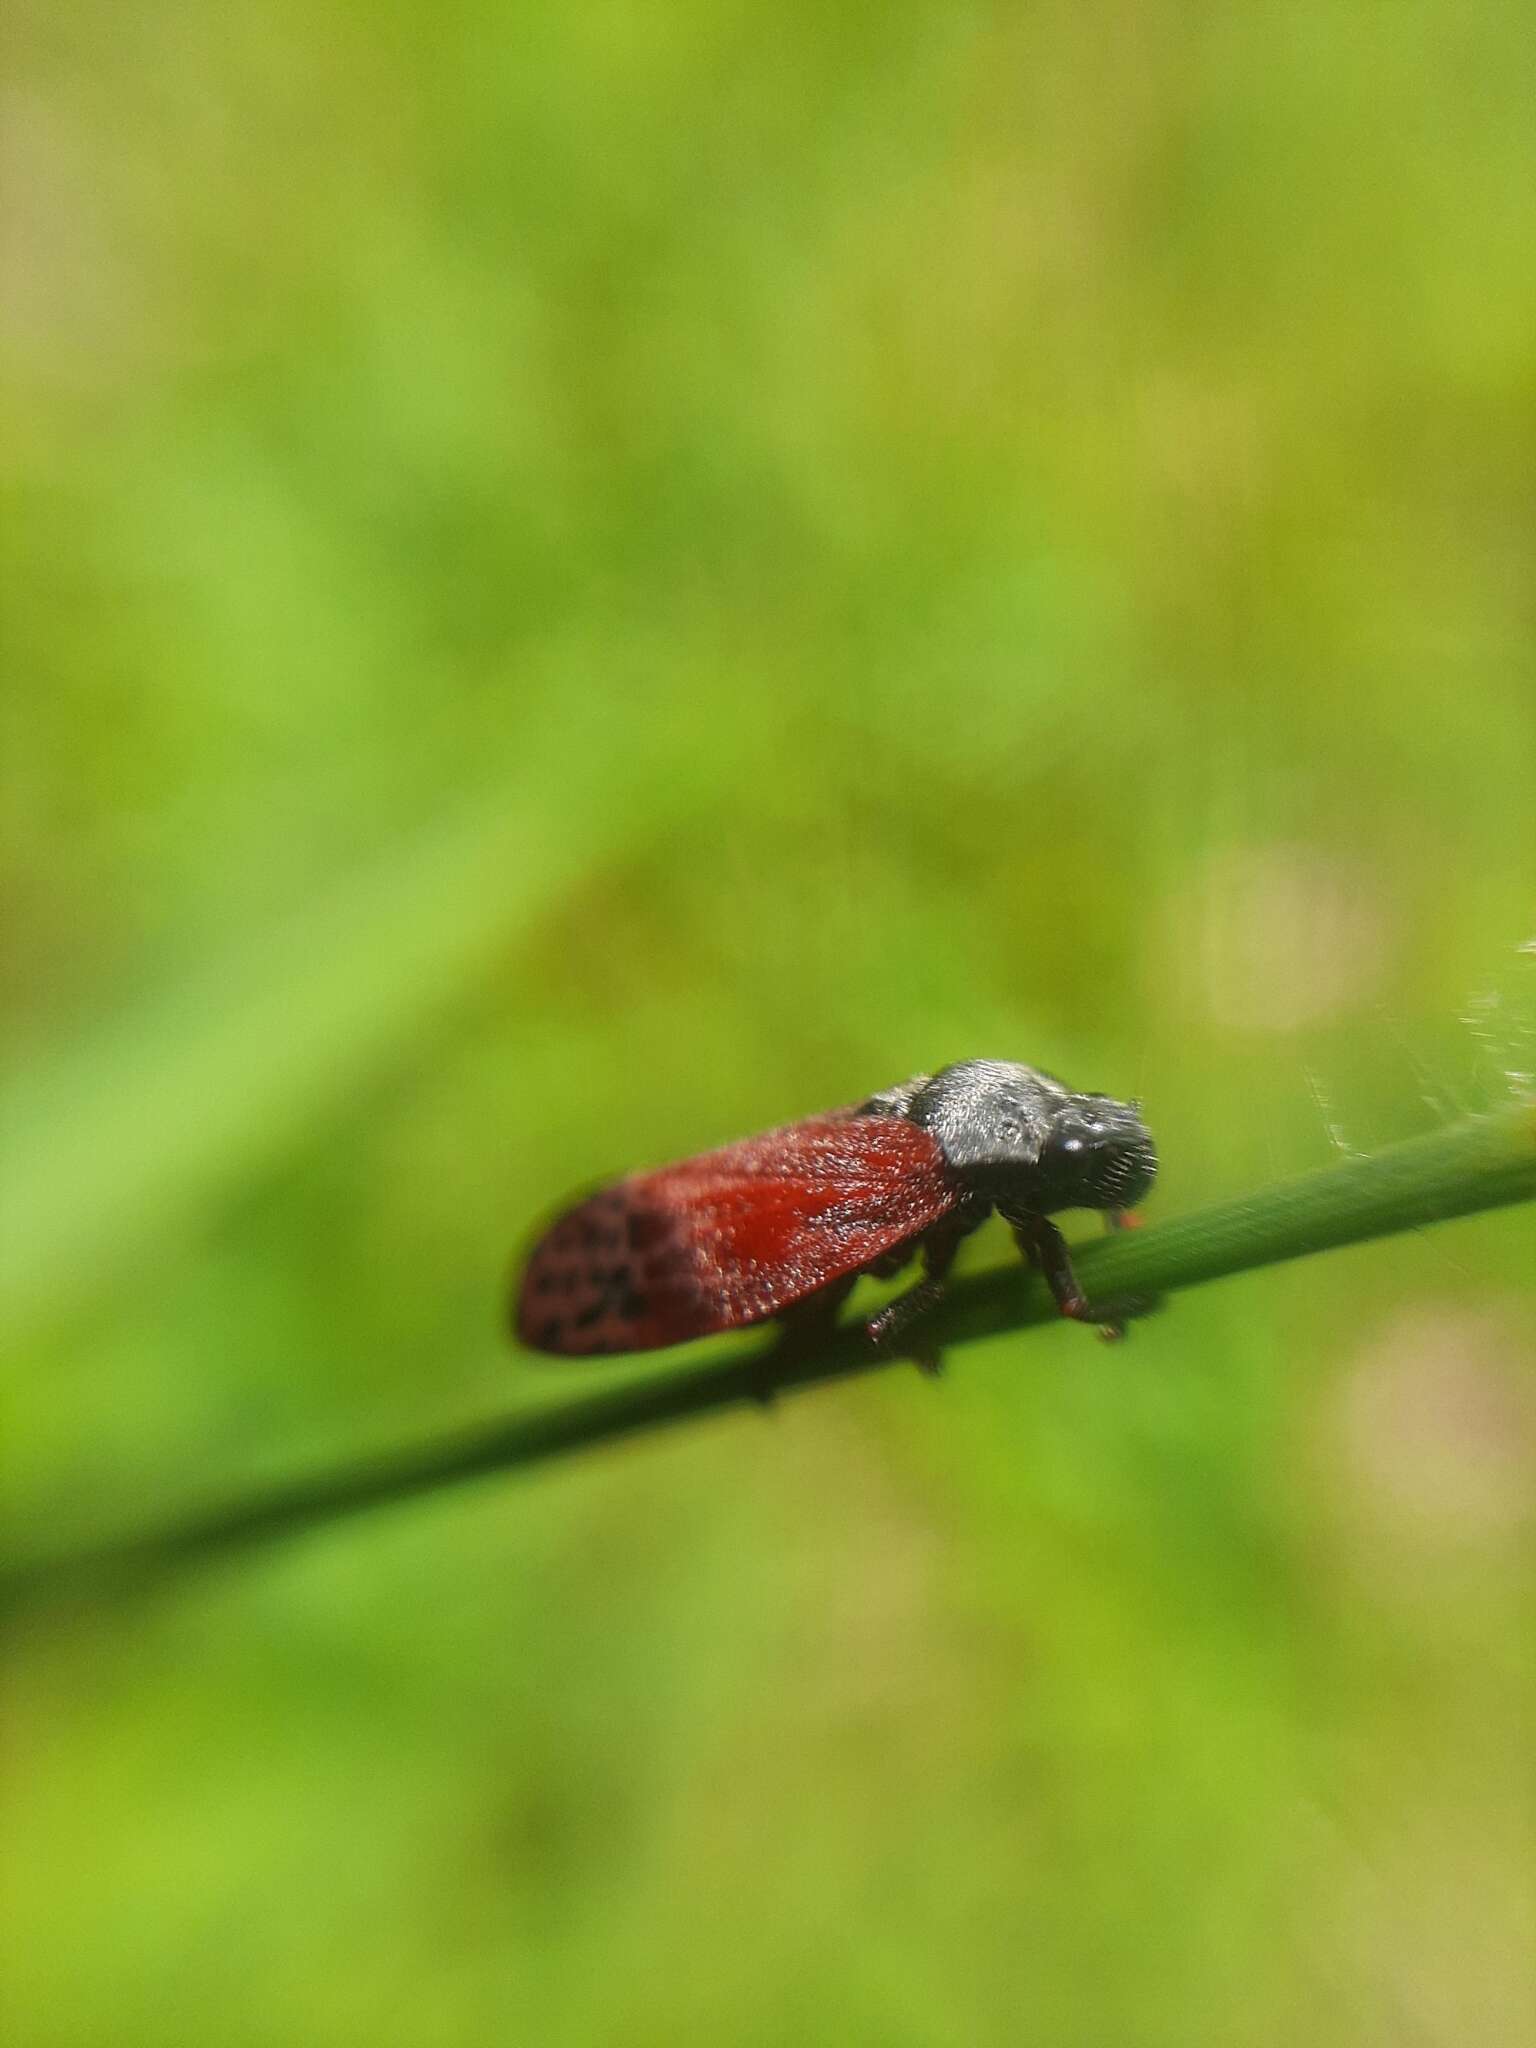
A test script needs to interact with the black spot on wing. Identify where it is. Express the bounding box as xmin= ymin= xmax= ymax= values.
xmin=569 ymin=1257 xmax=651 ymax=1333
